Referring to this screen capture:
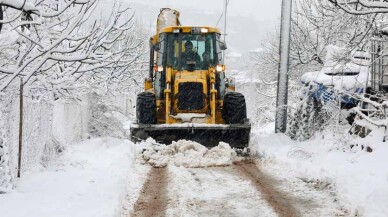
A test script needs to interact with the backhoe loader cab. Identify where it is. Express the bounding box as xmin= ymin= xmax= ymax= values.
xmin=152 ymin=27 xmax=227 ymax=106
xmin=130 ymin=9 xmax=250 ymax=148
xmin=155 ymin=28 xmax=223 ymax=70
